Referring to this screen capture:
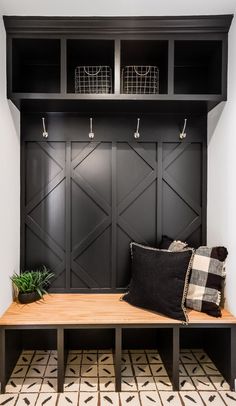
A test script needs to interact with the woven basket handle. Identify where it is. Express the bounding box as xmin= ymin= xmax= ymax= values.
xmin=84 ymin=66 xmax=101 ymax=76
xmin=134 ymin=66 xmax=150 ymax=76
